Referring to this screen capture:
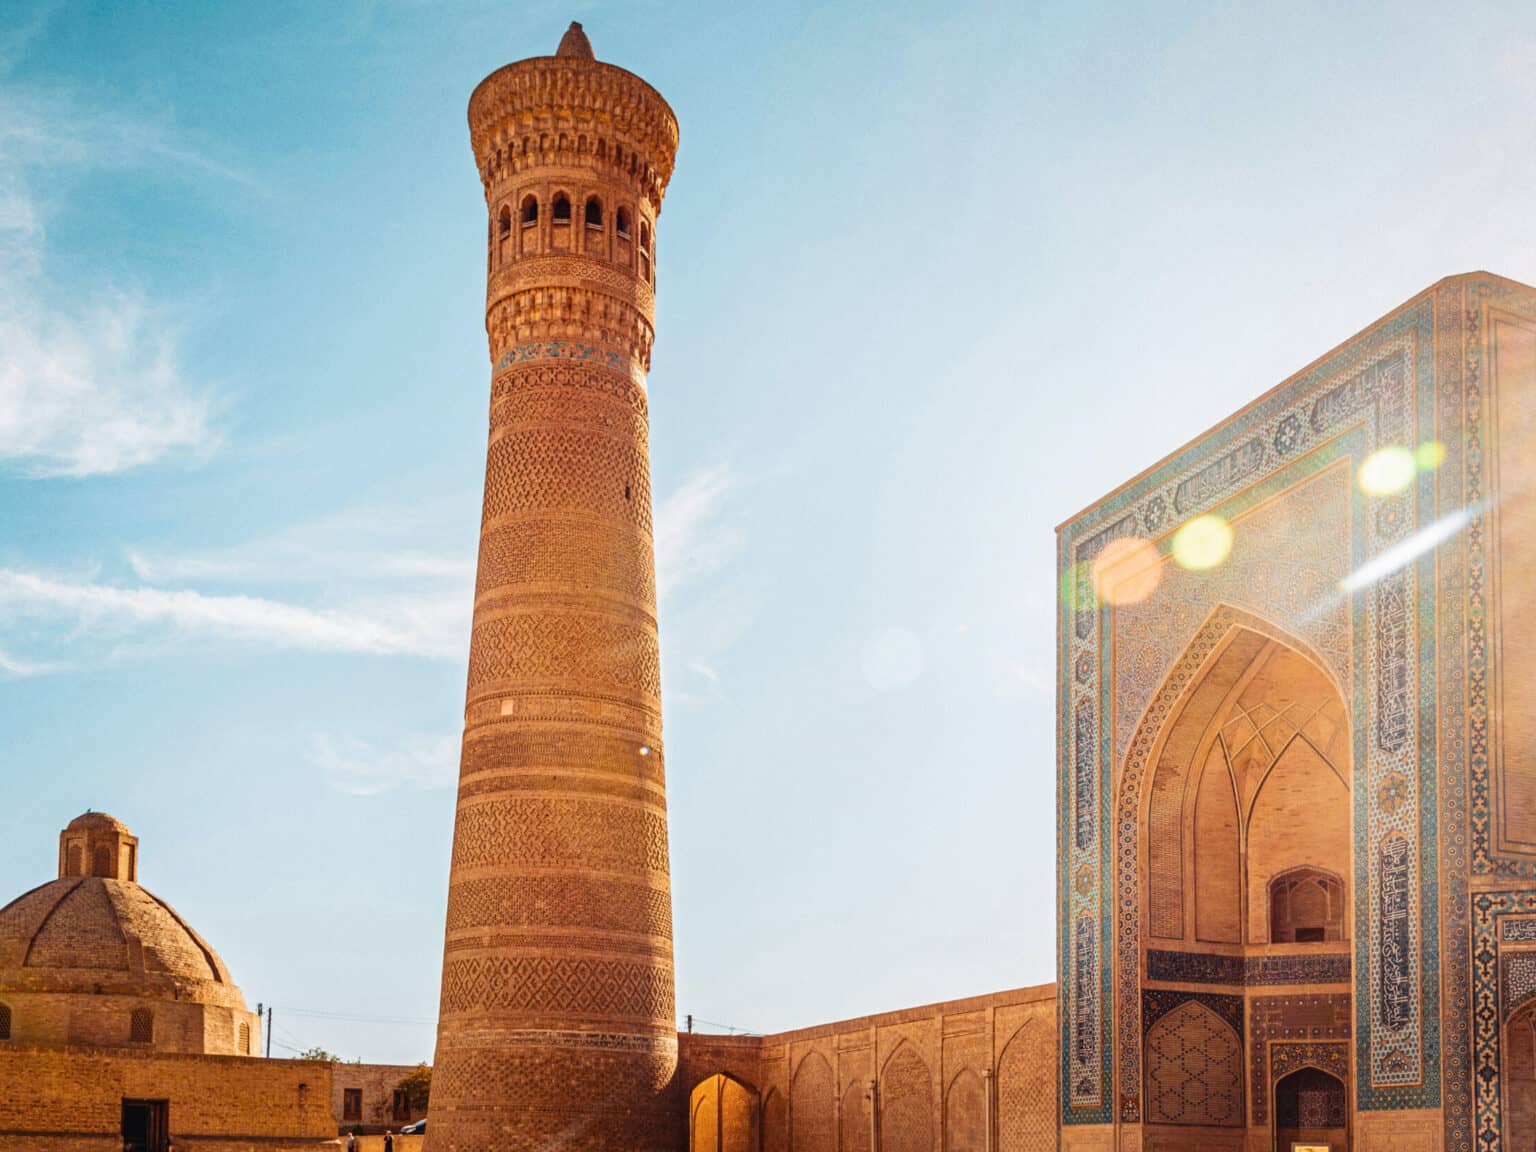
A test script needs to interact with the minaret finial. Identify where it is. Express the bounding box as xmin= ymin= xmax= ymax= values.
xmin=555 ymin=21 xmax=594 ymax=60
